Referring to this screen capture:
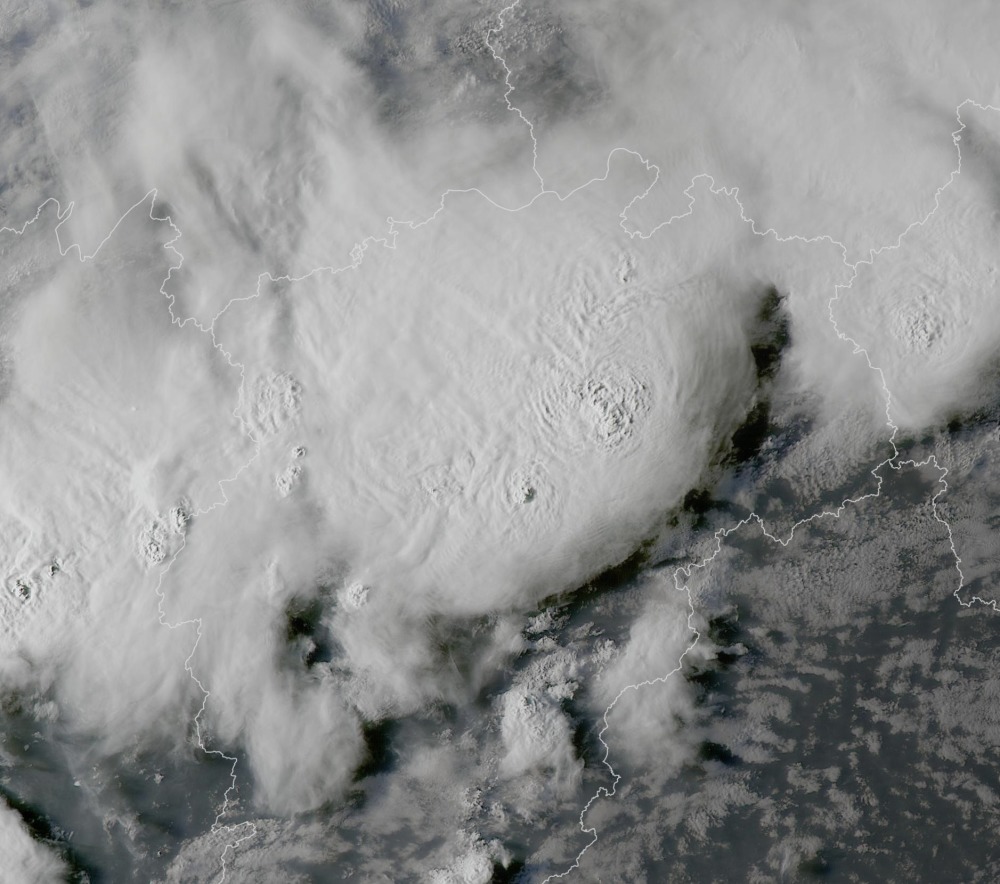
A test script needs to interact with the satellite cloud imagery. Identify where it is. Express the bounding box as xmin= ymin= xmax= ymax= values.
xmin=4 ymin=0 xmax=1000 ymax=881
